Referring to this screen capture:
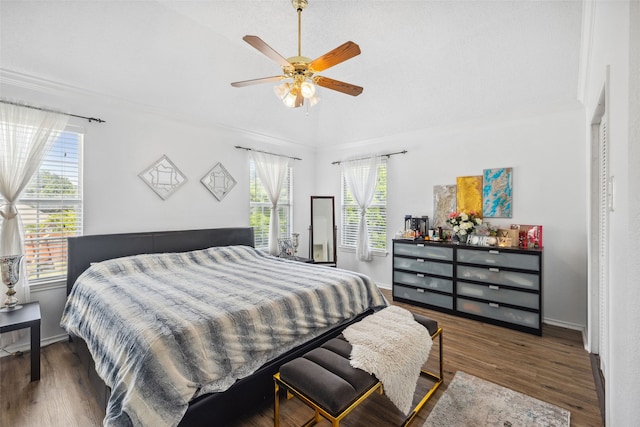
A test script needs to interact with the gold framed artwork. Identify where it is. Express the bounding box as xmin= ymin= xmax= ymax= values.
xmin=456 ymin=175 xmax=483 ymax=216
